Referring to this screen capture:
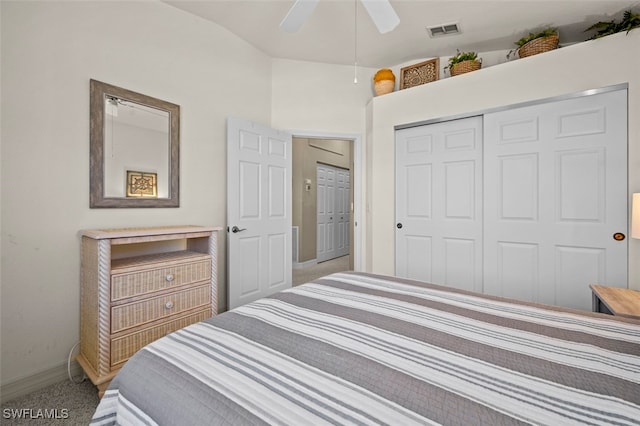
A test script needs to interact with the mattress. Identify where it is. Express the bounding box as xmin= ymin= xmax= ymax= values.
xmin=91 ymin=272 xmax=640 ymax=425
